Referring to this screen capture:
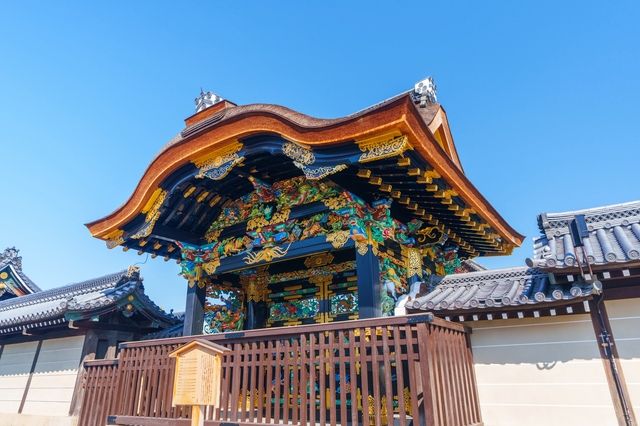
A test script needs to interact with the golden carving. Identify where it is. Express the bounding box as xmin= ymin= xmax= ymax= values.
xmin=308 ymin=275 xmax=332 ymax=286
xmin=355 ymin=240 xmax=369 ymax=256
xmin=246 ymin=208 xmax=290 ymax=232
xmin=205 ymin=228 xmax=222 ymax=243
xmin=246 ymin=216 xmax=269 ymax=231
xmin=270 ymin=261 xmax=355 ymax=283
xmin=415 ymin=226 xmax=441 ymax=244
xmin=243 ymin=244 xmax=291 ymax=265
xmin=193 ymin=141 xmax=243 ymax=167
xmin=421 ymin=246 xmax=437 ymax=260
xmin=282 ymin=141 xmax=315 ymax=166
xmin=193 ymin=142 xmax=244 ymax=181
xmin=271 ymin=208 xmax=291 ymax=224
xmin=304 ymin=252 xmax=334 ymax=268
xmin=322 ymin=196 xmax=350 ymax=210
xmin=130 ymin=188 xmax=167 ymax=240
xmin=325 ymin=230 xmax=350 ymax=249
xmin=405 ymin=248 xmax=423 ymax=278
xmin=196 ymin=152 xmax=245 ymax=180
xmin=303 ymin=164 xmax=347 ymax=180
xmin=243 ymin=273 xmax=269 ymax=302
xmin=202 ymin=258 xmax=221 ymax=275
xmin=368 ymin=395 xmax=388 ymax=425
xmin=358 ymin=135 xmax=412 ymax=163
